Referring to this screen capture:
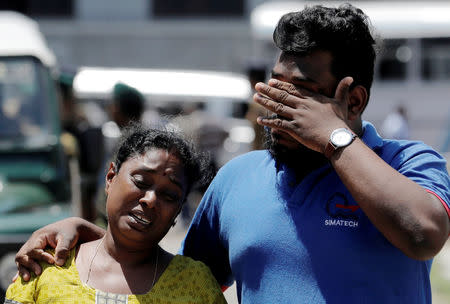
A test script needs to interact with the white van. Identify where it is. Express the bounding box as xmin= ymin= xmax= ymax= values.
xmin=72 ymin=66 xmax=254 ymax=166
